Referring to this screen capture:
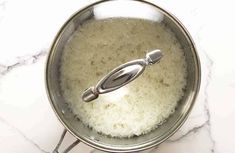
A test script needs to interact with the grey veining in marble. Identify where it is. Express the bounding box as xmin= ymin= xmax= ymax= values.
xmin=0 ymin=50 xmax=47 ymax=76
